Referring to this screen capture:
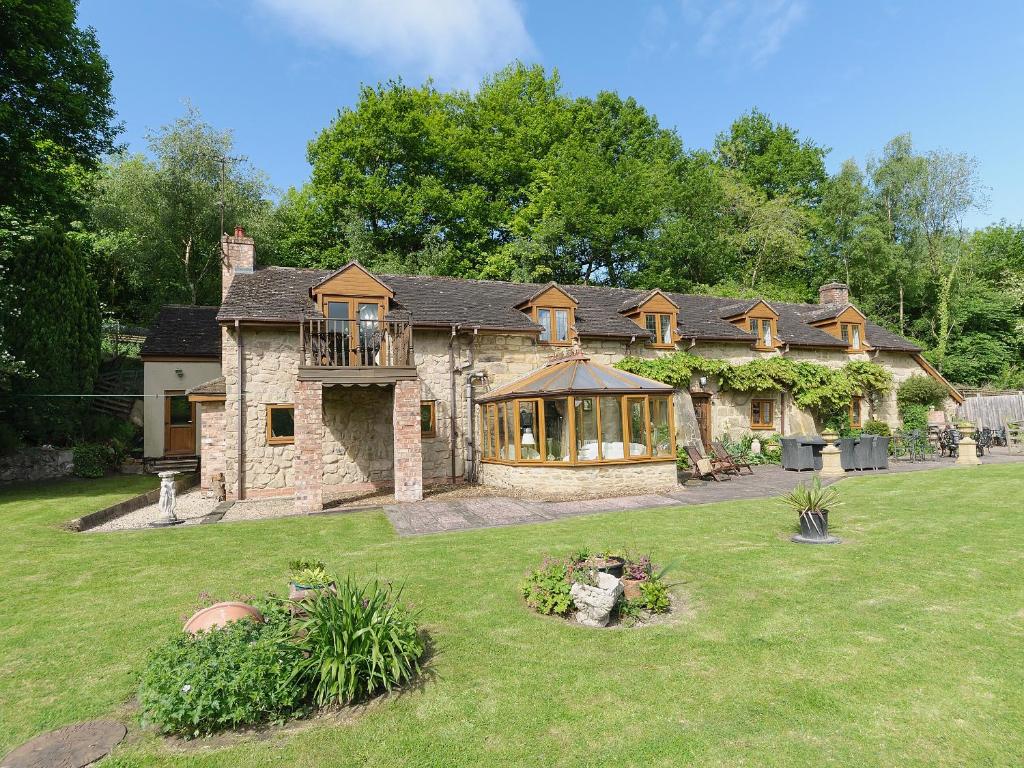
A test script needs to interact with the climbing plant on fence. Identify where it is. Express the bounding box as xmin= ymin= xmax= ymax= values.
xmin=615 ymin=353 xmax=893 ymax=419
